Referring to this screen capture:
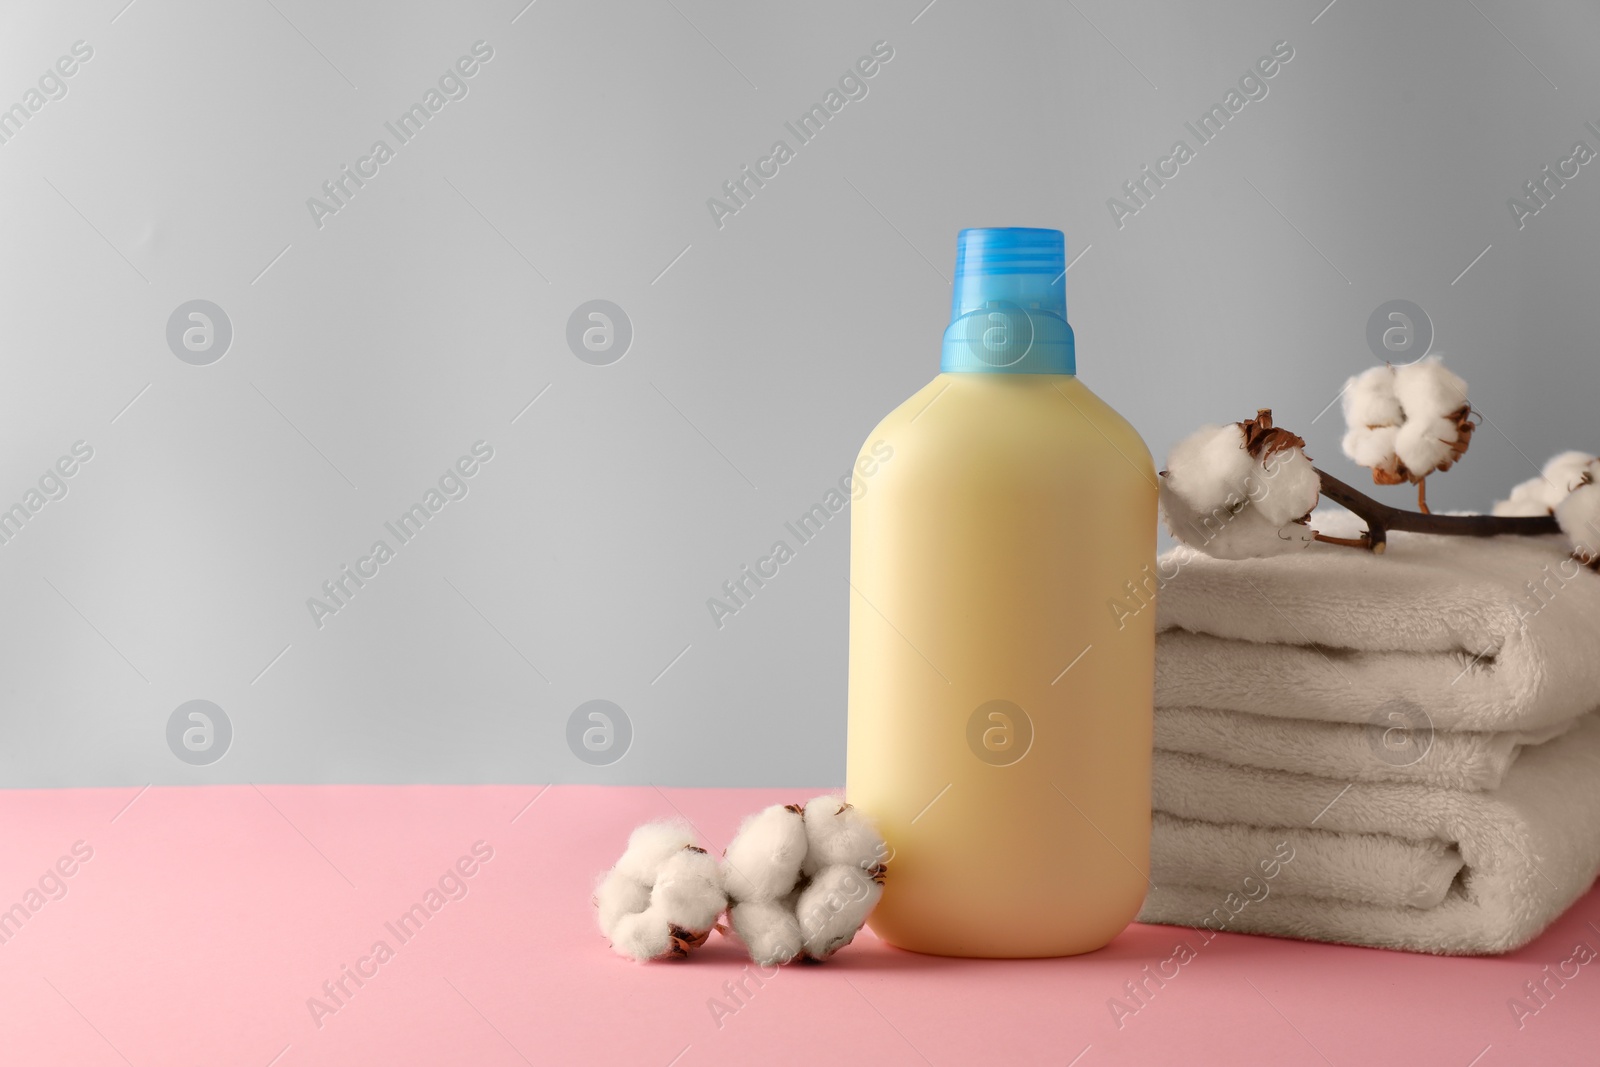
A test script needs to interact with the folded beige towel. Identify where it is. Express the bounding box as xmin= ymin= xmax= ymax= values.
xmin=1154 ymin=517 xmax=1600 ymax=732
xmin=1151 ymin=812 xmax=1464 ymax=909
xmin=1154 ymin=705 xmax=1574 ymax=791
xmin=1138 ymin=713 xmax=1600 ymax=954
